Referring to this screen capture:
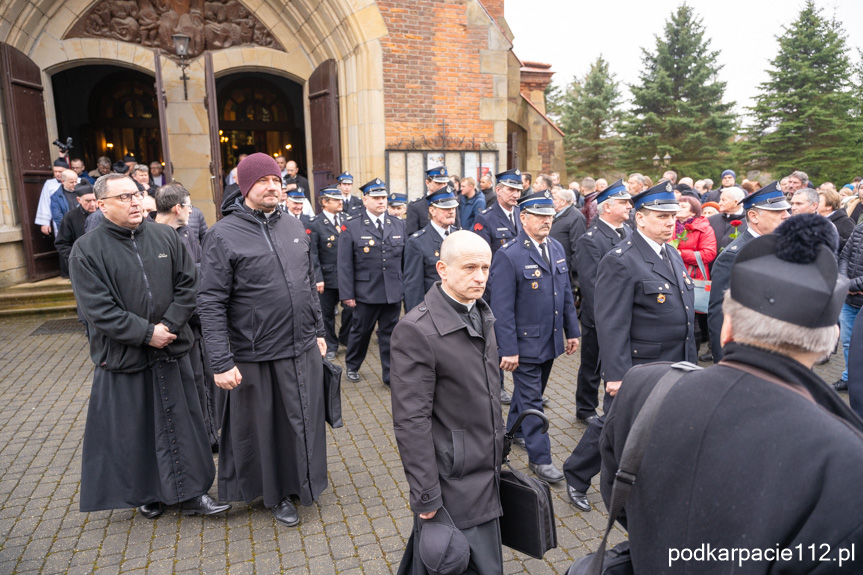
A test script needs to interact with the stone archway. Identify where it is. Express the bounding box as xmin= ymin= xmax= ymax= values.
xmin=0 ymin=0 xmax=388 ymax=222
